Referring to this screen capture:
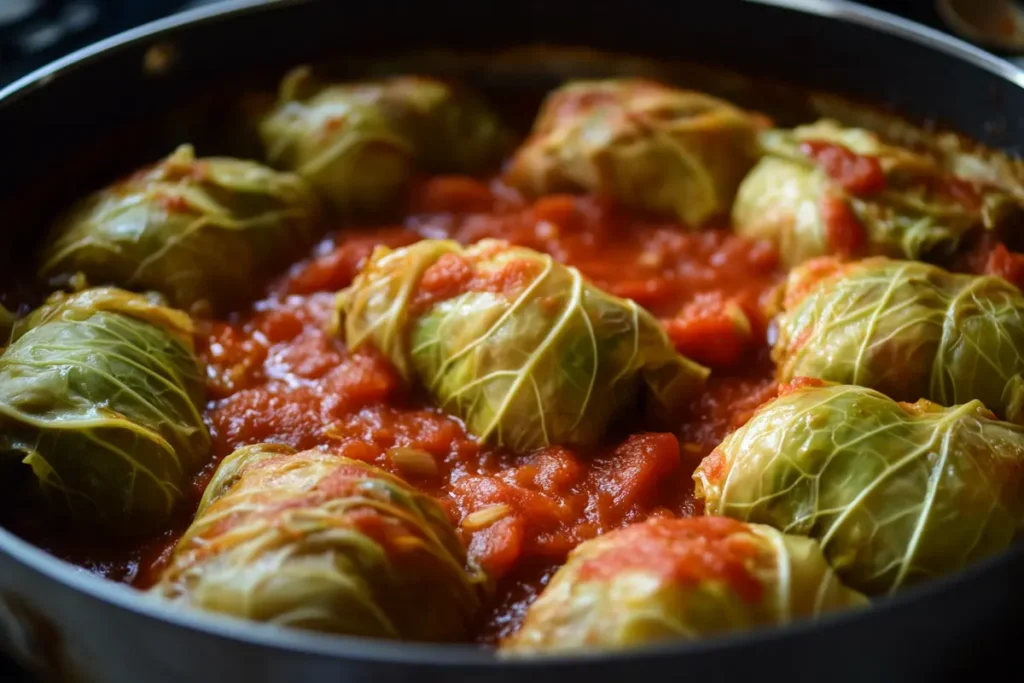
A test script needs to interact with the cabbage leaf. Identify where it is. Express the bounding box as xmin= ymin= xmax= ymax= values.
xmin=153 ymin=444 xmax=482 ymax=641
xmin=502 ymin=516 xmax=865 ymax=654
xmin=773 ymin=257 xmax=1024 ymax=423
xmin=0 ymin=288 xmax=209 ymax=533
xmin=338 ymin=238 xmax=709 ymax=452
xmin=696 ymin=382 xmax=1024 ymax=595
